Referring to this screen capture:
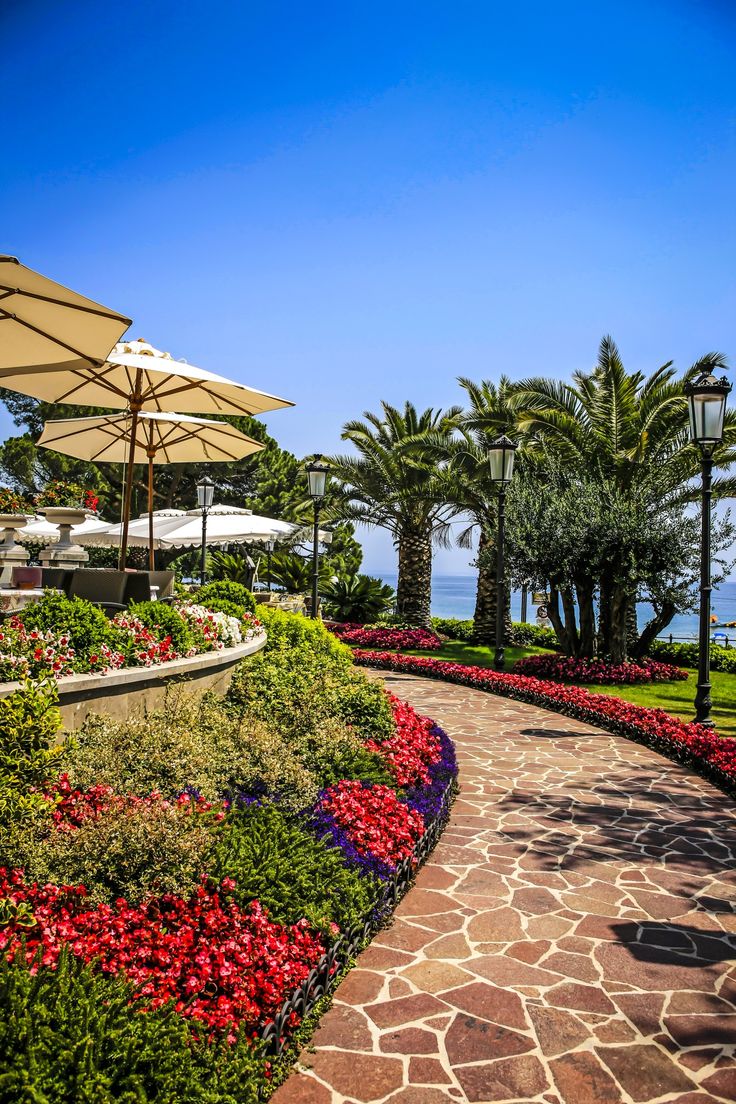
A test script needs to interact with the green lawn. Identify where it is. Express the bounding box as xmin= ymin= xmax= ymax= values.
xmin=404 ymin=641 xmax=736 ymax=738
